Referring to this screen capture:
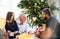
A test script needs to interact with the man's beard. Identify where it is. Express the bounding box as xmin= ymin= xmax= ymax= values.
xmin=44 ymin=17 xmax=48 ymax=20
xmin=42 ymin=17 xmax=48 ymax=21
